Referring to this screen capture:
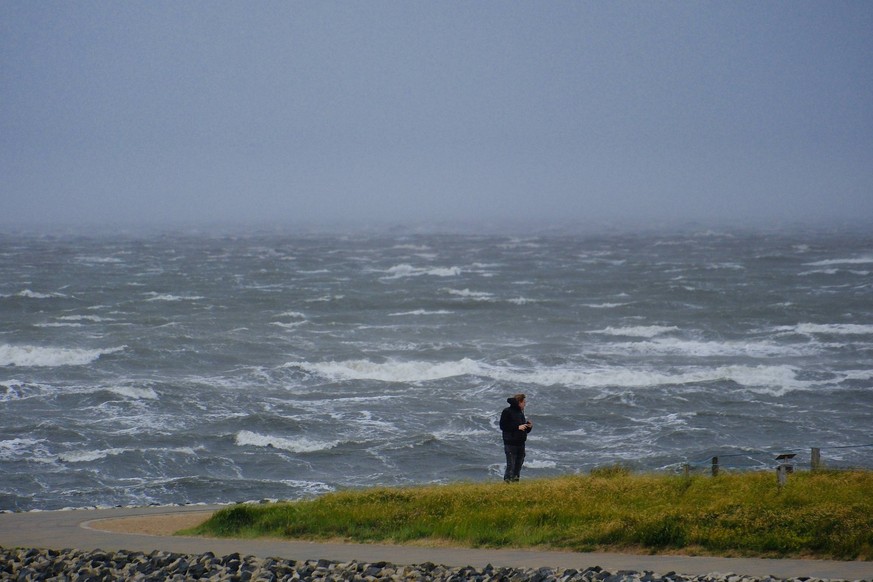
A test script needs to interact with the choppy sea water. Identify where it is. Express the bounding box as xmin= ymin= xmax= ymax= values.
xmin=1 ymin=226 xmax=871 ymax=511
